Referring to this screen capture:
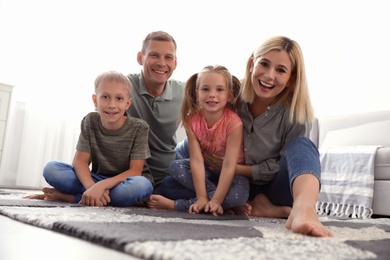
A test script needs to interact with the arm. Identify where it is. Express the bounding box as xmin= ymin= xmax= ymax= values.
xmin=73 ymin=150 xmax=109 ymax=206
xmin=187 ymin=128 xmax=209 ymax=214
xmin=205 ymin=125 xmax=243 ymax=216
